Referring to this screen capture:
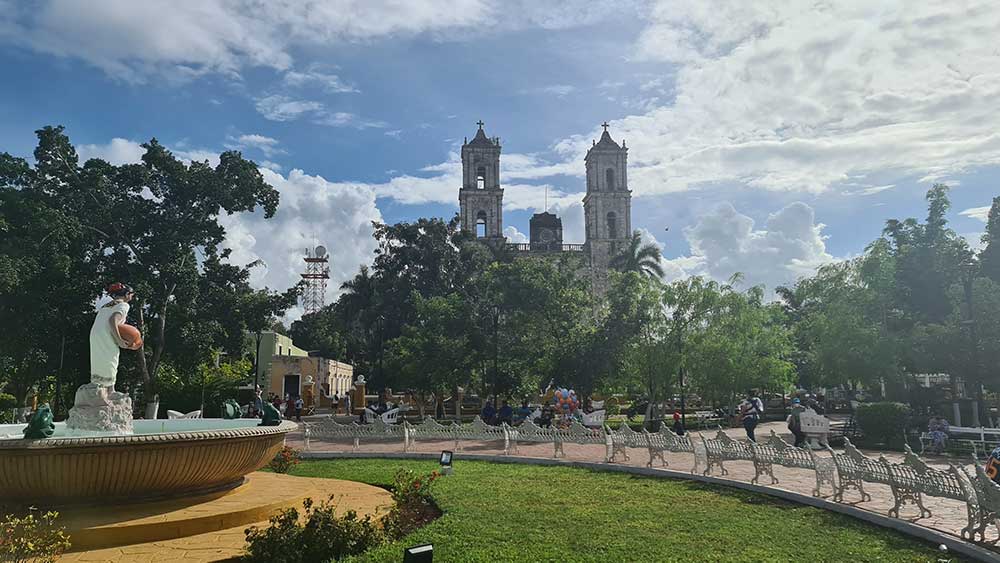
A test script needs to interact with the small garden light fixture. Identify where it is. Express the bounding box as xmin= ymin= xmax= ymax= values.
xmin=439 ymin=450 xmax=453 ymax=475
xmin=403 ymin=543 xmax=433 ymax=562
